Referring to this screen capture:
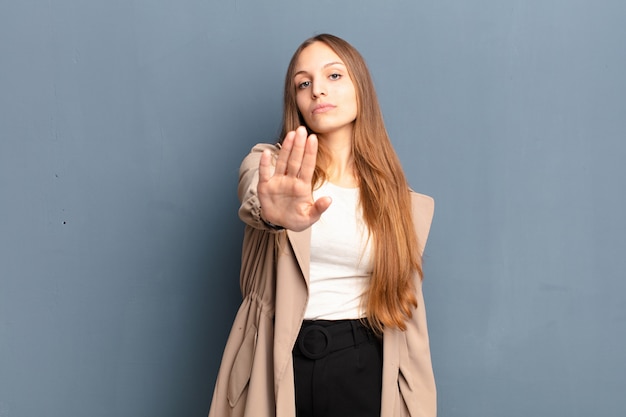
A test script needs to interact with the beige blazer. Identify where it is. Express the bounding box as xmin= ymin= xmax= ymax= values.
xmin=208 ymin=144 xmax=436 ymax=417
